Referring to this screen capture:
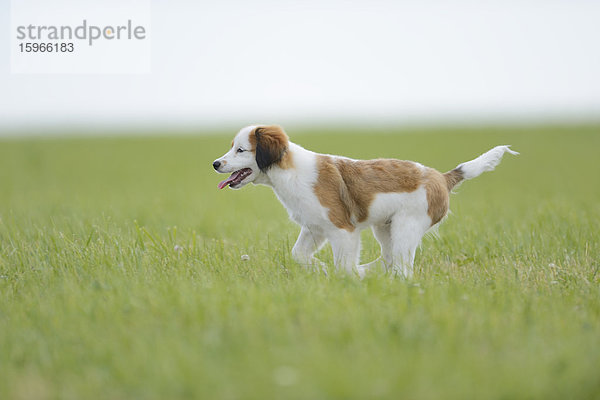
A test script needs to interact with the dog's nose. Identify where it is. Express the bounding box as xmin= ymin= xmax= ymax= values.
xmin=213 ymin=161 xmax=221 ymax=170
